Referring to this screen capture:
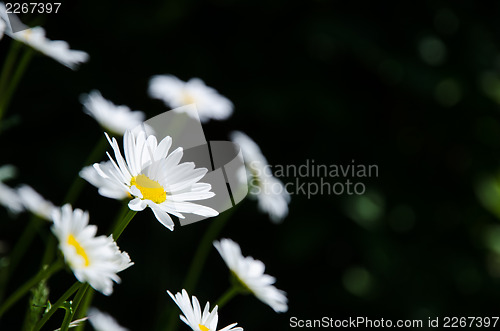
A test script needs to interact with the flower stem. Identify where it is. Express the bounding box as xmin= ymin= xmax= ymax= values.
xmin=0 ymin=47 xmax=34 ymax=122
xmin=60 ymin=283 xmax=89 ymax=331
xmin=215 ymin=286 xmax=240 ymax=309
xmin=184 ymin=207 xmax=237 ymax=293
xmin=63 ymin=135 xmax=108 ymax=205
xmin=0 ymin=215 xmax=43 ymax=304
xmin=33 ymin=281 xmax=82 ymax=331
xmin=0 ymin=259 xmax=63 ymax=318
xmin=112 ymin=209 xmax=137 ymax=240
xmin=73 ymin=287 xmax=94 ymax=331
